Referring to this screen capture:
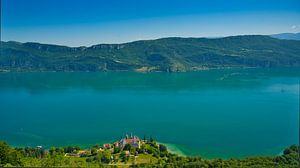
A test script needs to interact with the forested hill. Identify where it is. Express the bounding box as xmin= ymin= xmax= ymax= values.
xmin=1 ymin=35 xmax=300 ymax=72
xmin=271 ymin=32 xmax=300 ymax=40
